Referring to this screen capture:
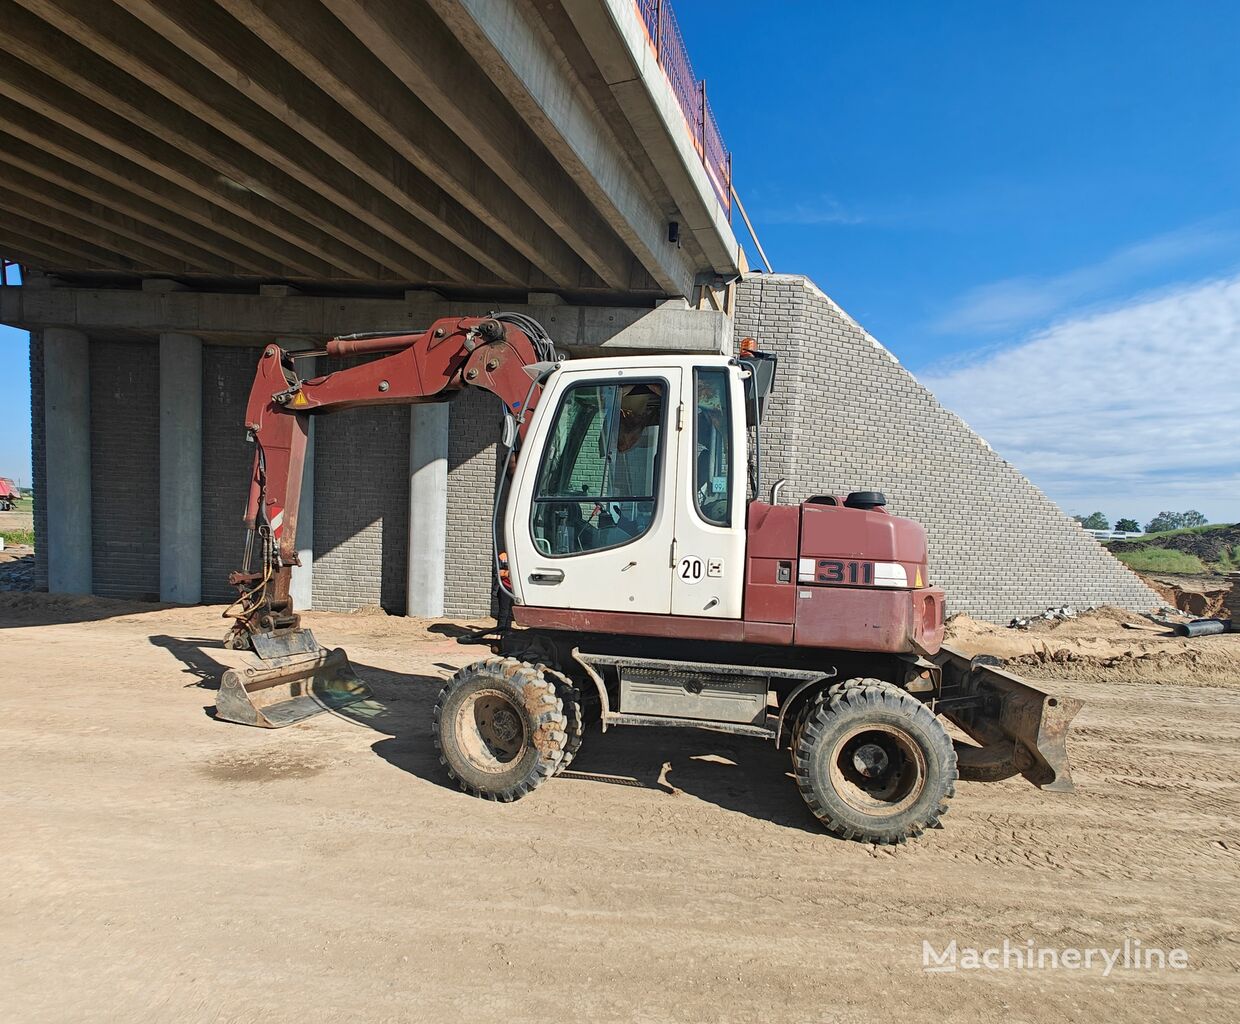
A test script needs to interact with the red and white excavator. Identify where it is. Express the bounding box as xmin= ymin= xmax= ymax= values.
xmin=215 ymin=312 xmax=1080 ymax=844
